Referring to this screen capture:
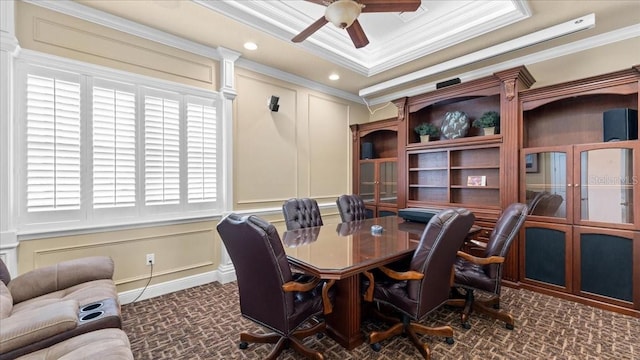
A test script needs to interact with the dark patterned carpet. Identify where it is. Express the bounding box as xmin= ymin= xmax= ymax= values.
xmin=121 ymin=282 xmax=639 ymax=359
